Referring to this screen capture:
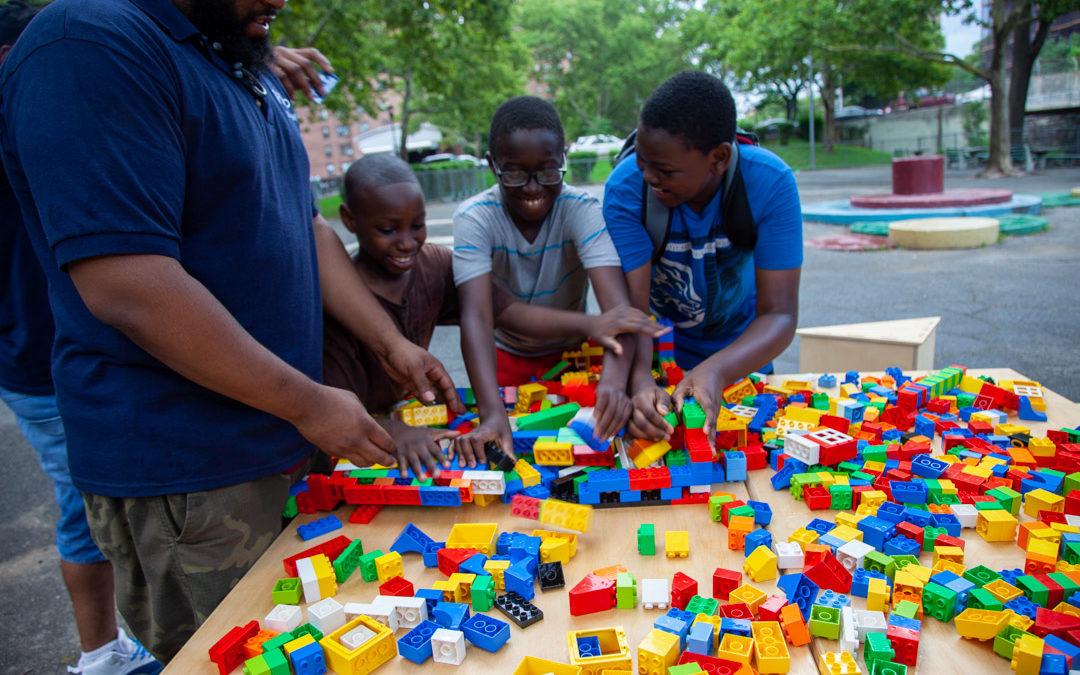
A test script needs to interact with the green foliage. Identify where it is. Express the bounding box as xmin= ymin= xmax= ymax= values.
xmin=567 ymin=150 xmax=598 ymax=184
xmin=962 ymin=100 xmax=989 ymax=147
xmin=411 ymin=160 xmax=478 ymax=171
xmin=762 ymin=140 xmax=892 ymax=170
xmin=517 ymin=0 xmax=691 ymax=139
